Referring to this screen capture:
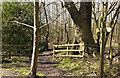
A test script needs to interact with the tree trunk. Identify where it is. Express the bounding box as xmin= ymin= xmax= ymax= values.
xmin=29 ymin=1 xmax=39 ymax=76
xmin=43 ymin=2 xmax=49 ymax=51
xmin=65 ymin=23 xmax=69 ymax=44
xmin=109 ymin=29 xmax=113 ymax=68
xmin=65 ymin=2 xmax=95 ymax=46
xmin=67 ymin=14 xmax=70 ymax=43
